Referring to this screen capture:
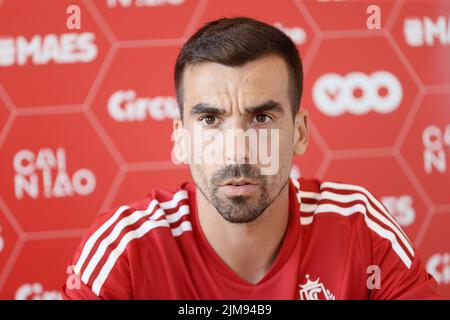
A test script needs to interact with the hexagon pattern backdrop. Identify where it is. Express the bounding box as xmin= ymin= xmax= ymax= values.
xmin=0 ymin=0 xmax=449 ymax=299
